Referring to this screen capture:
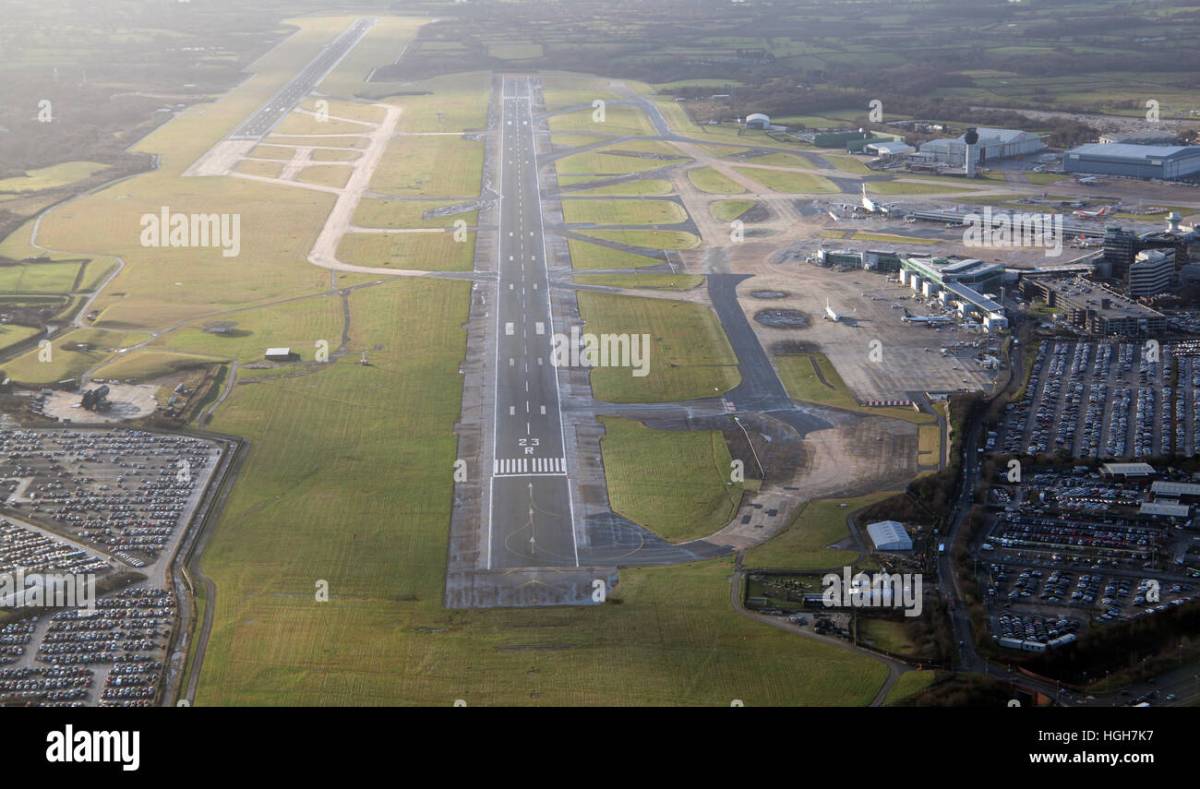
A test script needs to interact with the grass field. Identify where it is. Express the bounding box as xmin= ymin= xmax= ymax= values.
xmin=577 ymin=229 xmax=699 ymax=250
xmin=549 ymin=105 xmax=655 ymax=137
xmin=567 ymin=239 xmax=662 ymax=270
xmin=774 ymin=353 xmax=935 ymax=425
xmin=233 ymin=159 xmax=286 ymax=179
xmin=370 ymin=135 xmax=483 ymax=197
xmin=249 ymin=145 xmax=296 ymax=161
xmin=710 ymin=200 xmax=756 ymax=222
xmin=0 ymin=323 xmax=41 ymax=354
xmin=194 ymin=277 xmax=889 ymax=706
xmin=866 ymin=179 xmax=983 ymax=195
xmin=91 ymin=350 xmax=225 ymax=382
xmin=310 ymin=149 xmax=362 ymax=163
xmin=0 ymin=161 xmax=109 ymax=193
xmin=575 ymin=273 xmax=704 ymax=290
xmin=556 ymin=150 xmax=684 ymax=179
xmin=744 ymin=491 xmax=899 ymax=571
xmin=568 ymin=180 xmax=673 ymax=196
xmin=0 ymin=261 xmax=82 ymax=293
xmin=378 ymin=72 xmax=491 ymax=133
xmin=576 ymin=291 xmax=740 ymax=402
xmin=354 ymin=199 xmax=478 ymax=230
xmin=561 ymin=199 xmax=687 ymax=225
xmin=337 ymin=231 xmax=475 ymax=272
xmin=3 ymin=327 xmax=149 ymax=384
xmin=599 ymin=416 xmax=743 ymax=542
xmin=295 ymin=165 xmax=353 ymax=189
xmin=687 ymin=167 xmax=746 ymax=194
xmin=732 ymin=167 xmax=839 ymax=194
xmin=883 ymin=670 xmax=938 ymax=706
